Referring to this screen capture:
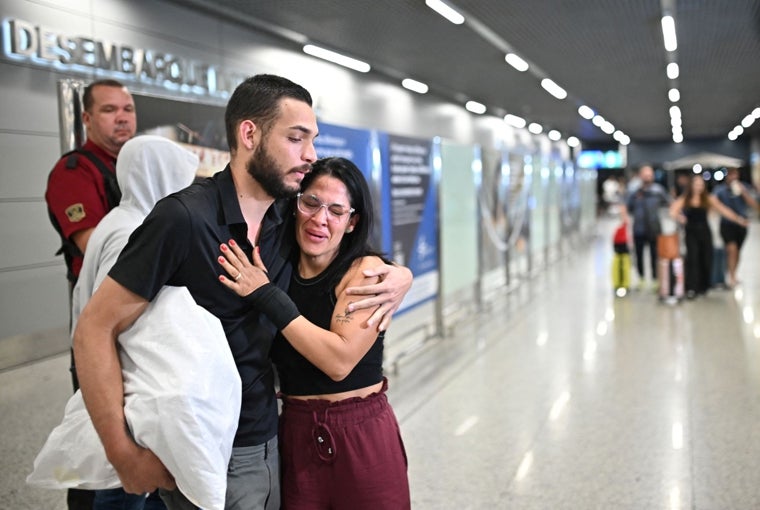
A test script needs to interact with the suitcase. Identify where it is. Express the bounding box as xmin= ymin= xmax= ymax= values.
xmin=711 ymin=247 xmax=726 ymax=288
xmin=611 ymin=252 xmax=631 ymax=296
xmin=658 ymin=257 xmax=684 ymax=302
